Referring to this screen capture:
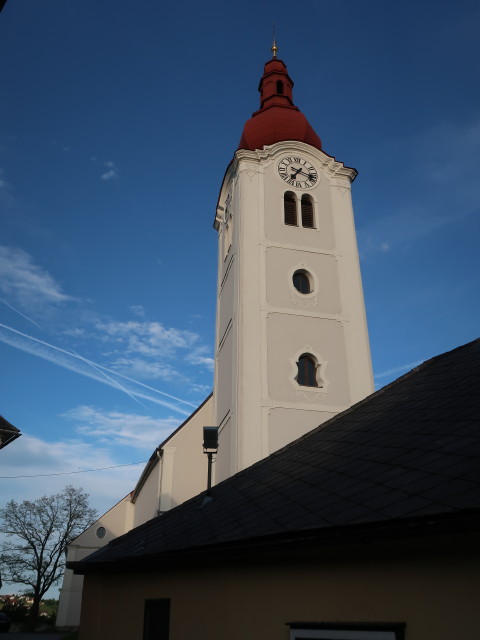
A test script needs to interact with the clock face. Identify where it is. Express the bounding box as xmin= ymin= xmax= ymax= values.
xmin=277 ymin=156 xmax=318 ymax=189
